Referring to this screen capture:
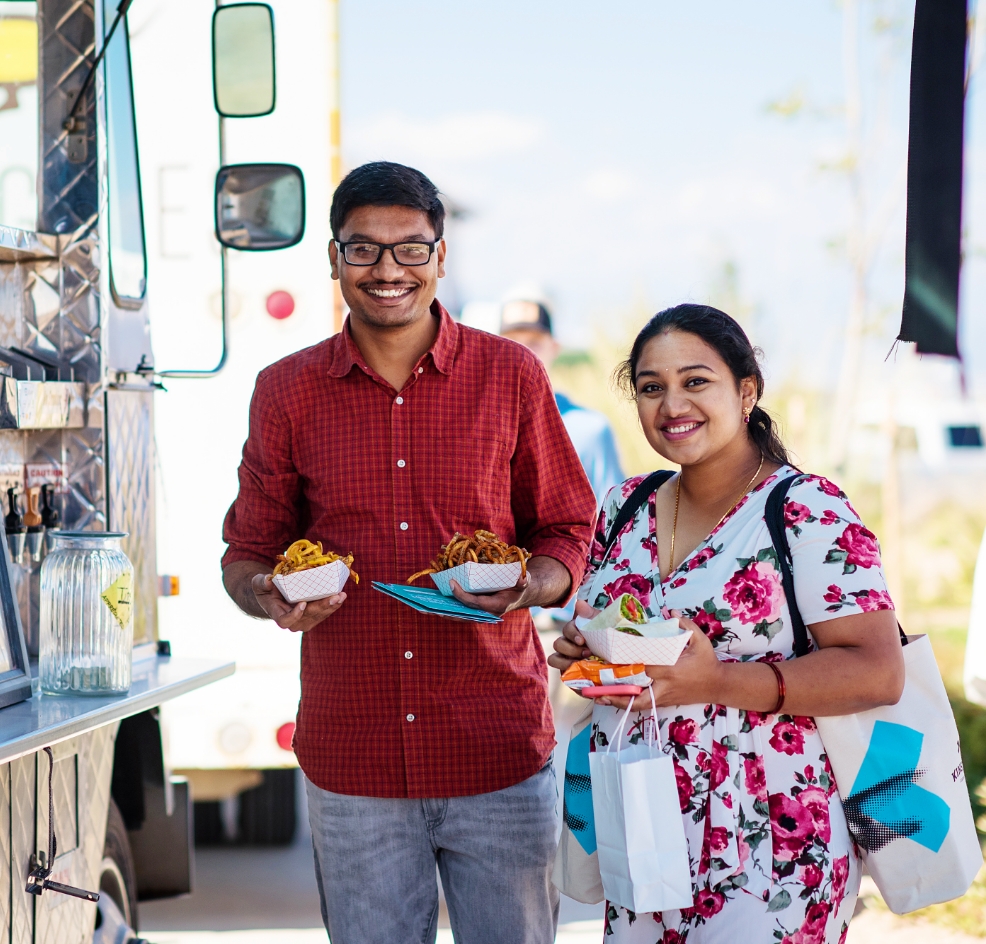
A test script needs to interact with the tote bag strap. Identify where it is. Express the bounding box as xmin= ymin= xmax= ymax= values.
xmin=602 ymin=470 xmax=675 ymax=565
xmin=764 ymin=474 xmax=908 ymax=658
